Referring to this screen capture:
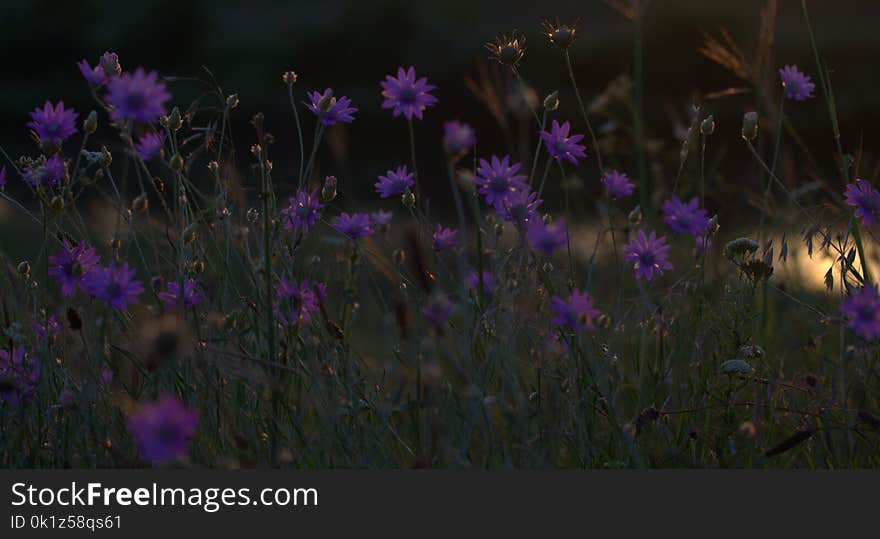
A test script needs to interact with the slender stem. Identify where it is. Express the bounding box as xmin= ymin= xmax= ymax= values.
xmin=758 ymin=96 xmax=785 ymax=247
xmin=564 ymin=50 xmax=603 ymax=173
xmin=407 ymin=118 xmax=420 ymax=205
xmin=510 ymin=66 xmax=542 ymax=129
xmin=634 ymin=8 xmax=649 ymax=215
xmin=287 ymin=85 xmax=306 ymax=187
xmin=302 ymin=124 xmax=324 ymax=188
xmin=528 ymin=110 xmax=548 ymax=187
